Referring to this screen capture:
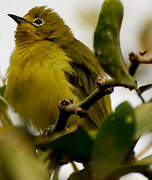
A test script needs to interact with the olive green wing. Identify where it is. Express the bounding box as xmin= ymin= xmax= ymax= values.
xmin=62 ymin=38 xmax=112 ymax=128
